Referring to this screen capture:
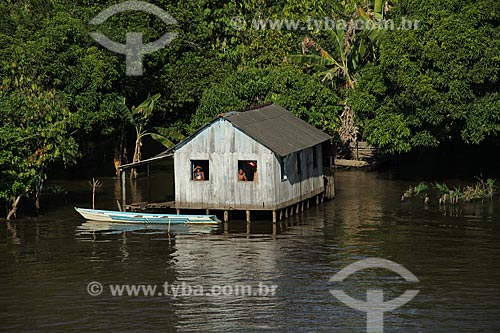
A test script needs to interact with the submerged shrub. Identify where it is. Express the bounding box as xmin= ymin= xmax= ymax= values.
xmin=404 ymin=177 xmax=497 ymax=206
